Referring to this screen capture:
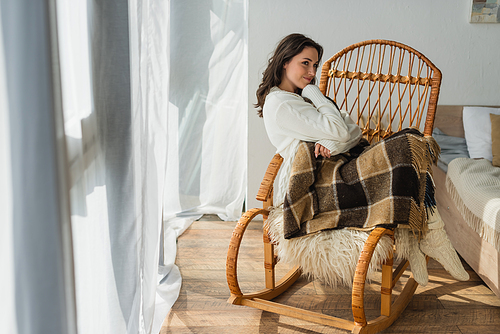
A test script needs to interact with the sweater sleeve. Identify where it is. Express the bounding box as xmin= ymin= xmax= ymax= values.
xmin=316 ymin=108 xmax=363 ymax=152
xmin=275 ymin=86 xmax=351 ymax=143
